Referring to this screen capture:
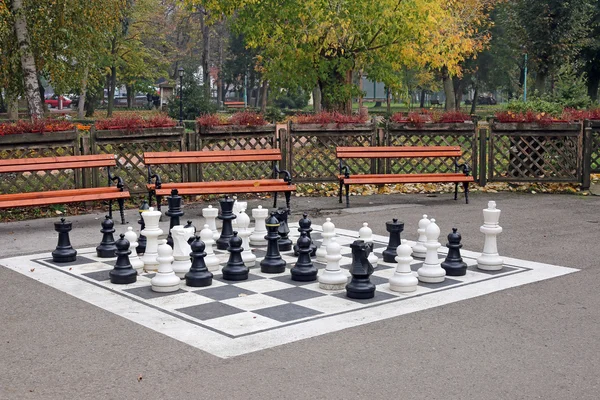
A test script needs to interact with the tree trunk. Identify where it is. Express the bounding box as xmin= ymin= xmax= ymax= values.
xmin=587 ymin=72 xmax=600 ymax=102
xmin=453 ymin=76 xmax=464 ymax=111
xmin=260 ymin=80 xmax=268 ymax=113
xmin=78 ymin=66 xmax=88 ymax=119
xmin=199 ymin=8 xmax=210 ymax=99
xmin=358 ymin=72 xmax=363 ymax=109
xmin=442 ymin=67 xmax=456 ymax=111
xmin=217 ymin=24 xmax=224 ymax=108
xmin=6 ymin=89 xmax=19 ymax=120
xmin=534 ymin=70 xmax=547 ymax=94
xmin=344 ymin=70 xmax=352 ymax=115
xmin=126 ymin=84 xmax=133 ymax=108
xmin=11 ymin=0 xmax=44 ymax=120
xmin=419 ymin=88 xmax=426 ymax=108
xmin=107 ymin=65 xmax=116 ymax=117
xmin=470 ymin=86 xmax=478 ymax=115
xmin=313 ymin=86 xmax=321 ymax=112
